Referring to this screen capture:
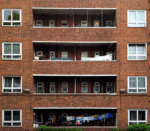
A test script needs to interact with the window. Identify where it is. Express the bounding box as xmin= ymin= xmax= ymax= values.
xmin=81 ymin=21 xmax=87 ymax=27
xmin=62 ymin=82 xmax=68 ymax=93
xmin=36 ymin=113 xmax=43 ymax=123
xmin=61 ymin=52 xmax=68 ymax=59
xmin=94 ymin=82 xmax=100 ymax=93
xmin=106 ymin=82 xmax=113 ymax=93
xmin=127 ymin=10 xmax=146 ymax=27
xmin=106 ymin=21 xmax=112 ymax=27
xmin=94 ymin=21 xmax=99 ymax=27
xmin=37 ymin=82 xmax=44 ymax=93
xmin=95 ymin=52 xmax=99 ymax=57
xmin=2 ymin=42 xmax=22 ymax=60
xmin=36 ymin=20 xmax=42 ymax=27
xmin=61 ymin=21 xmax=68 ymax=27
xmin=49 ymin=20 xmax=54 ymax=27
xmin=2 ymin=9 xmax=22 ymax=26
xmin=50 ymin=82 xmax=55 ymax=93
xmin=81 ymin=52 xmax=88 ymax=58
xmin=106 ymin=52 xmax=113 ymax=60
xmin=128 ymin=44 xmax=147 ymax=60
xmin=128 ymin=109 xmax=147 ymax=125
xmin=128 ymin=76 xmax=147 ymax=93
xmin=62 ymin=113 xmax=68 ymax=123
xmin=2 ymin=109 xmax=22 ymax=127
xmin=50 ymin=51 xmax=55 ymax=60
xmin=81 ymin=82 xmax=88 ymax=93
xmin=3 ymin=76 xmax=22 ymax=93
